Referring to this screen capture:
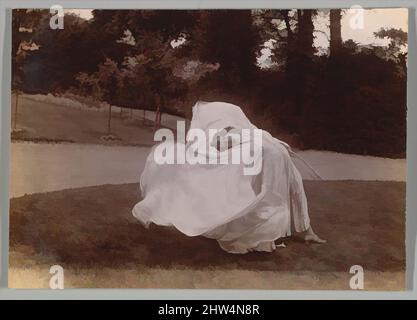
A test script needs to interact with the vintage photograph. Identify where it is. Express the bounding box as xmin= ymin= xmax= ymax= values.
xmin=9 ymin=7 xmax=407 ymax=290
